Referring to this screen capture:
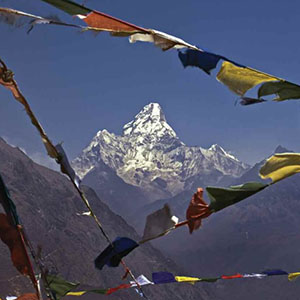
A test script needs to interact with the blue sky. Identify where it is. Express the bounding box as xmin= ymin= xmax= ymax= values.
xmin=1 ymin=0 xmax=300 ymax=166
